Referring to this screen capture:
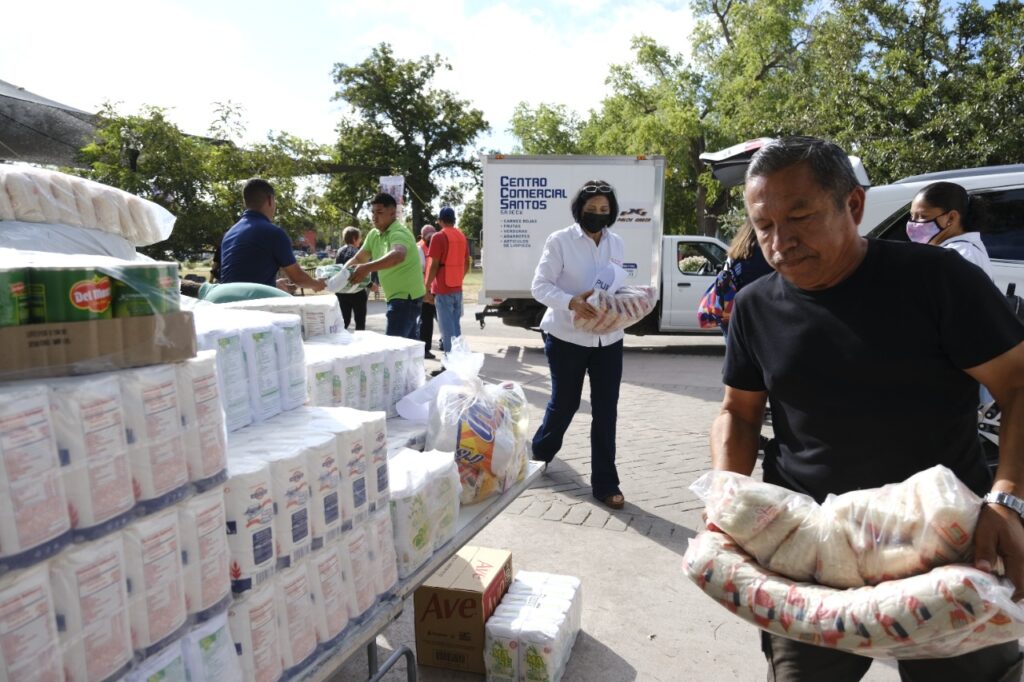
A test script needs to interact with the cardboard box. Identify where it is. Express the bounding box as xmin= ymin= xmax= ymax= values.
xmin=0 ymin=311 xmax=197 ymax=380
xmin=414 ymin=546 xmax=513 ymax=674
